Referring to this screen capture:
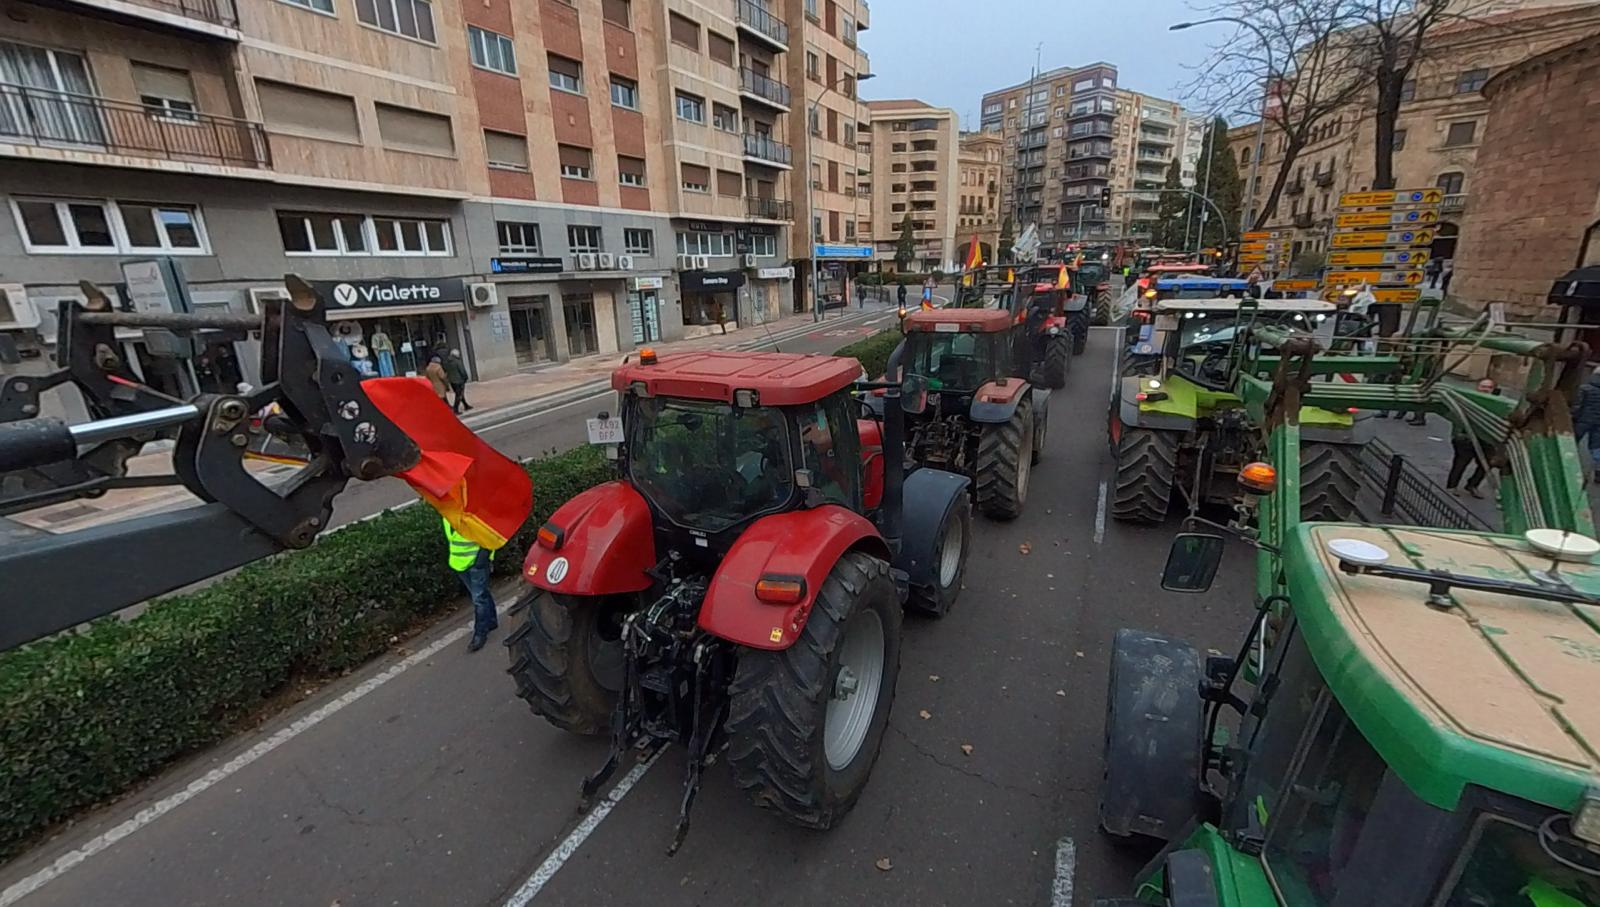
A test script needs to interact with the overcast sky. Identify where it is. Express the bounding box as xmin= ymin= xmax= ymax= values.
xmin=859 ymin=0 xmax=1224 ymax=128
